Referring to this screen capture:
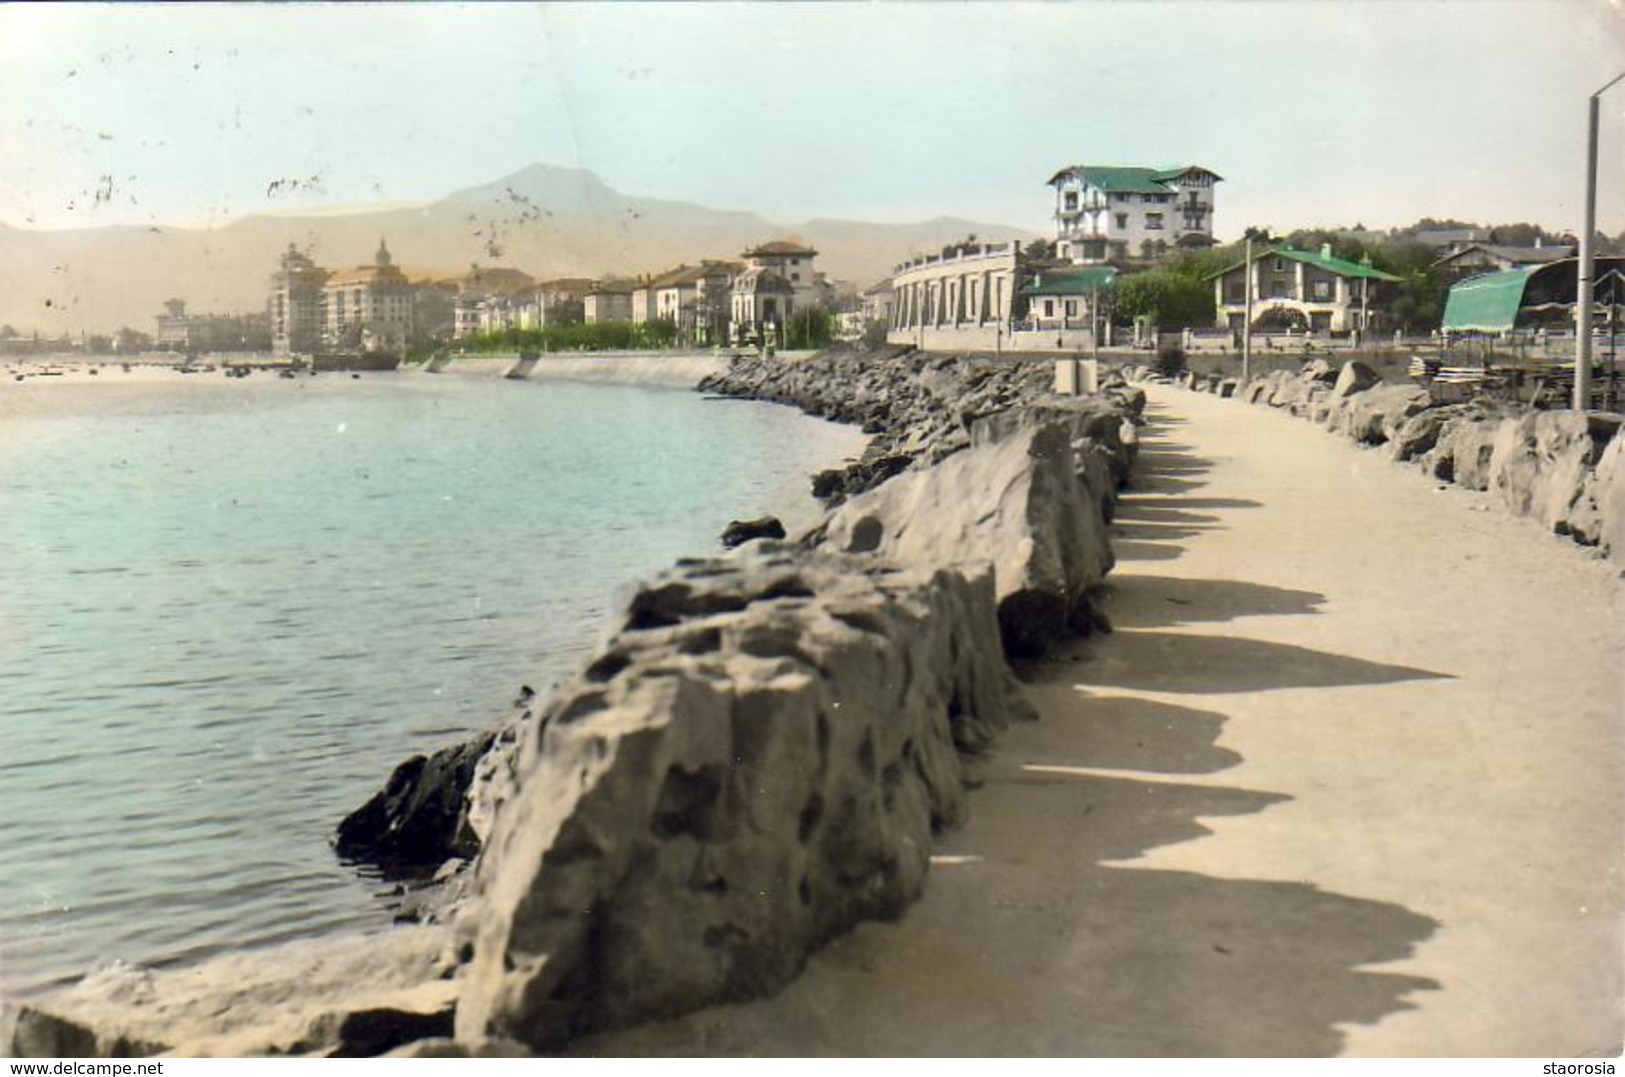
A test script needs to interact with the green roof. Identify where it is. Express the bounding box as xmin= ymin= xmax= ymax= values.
xmin=1440 ymin=267 xmax=1538 ymax=333
xmin=1073 ymin=167 xmax=1170 ymax=195
xmin=1049 ymin=164 xmax=1224 ymax=193
xmin=1207 ymin=246 xmax=1403 ymax=282
xmin=1151 ymin=166 xmax=1223 ymax=184
xmin=1021 ymin=267 xmax=1119 ymax=296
